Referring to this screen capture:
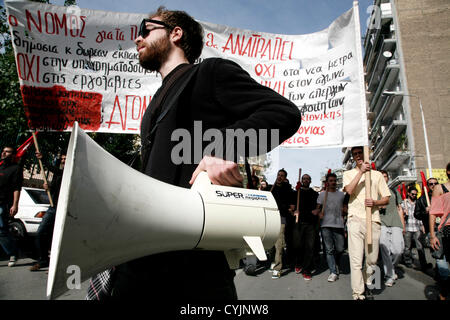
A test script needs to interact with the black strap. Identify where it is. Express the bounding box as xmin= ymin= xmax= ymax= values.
xmin=442 ymin=184 xmax=449 ymax=194
xmin=140 ymin=64 xmax=199 ymax=171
